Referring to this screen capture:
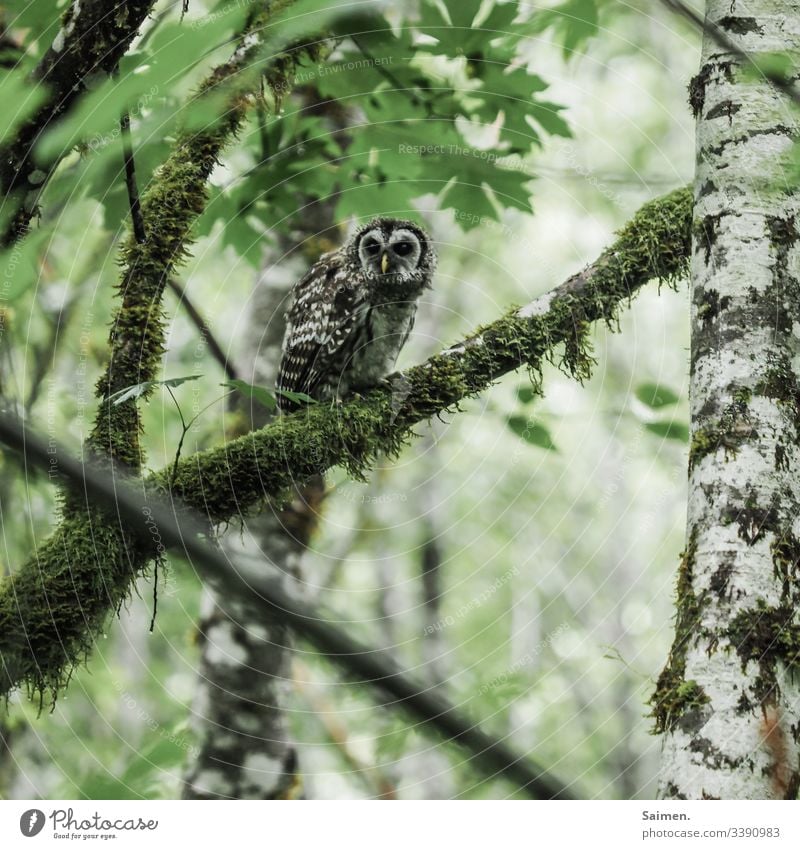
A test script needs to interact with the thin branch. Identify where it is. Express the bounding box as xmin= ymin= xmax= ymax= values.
xmin=656 ymin=0 xmax=800 ymax=108
xmin=120 ymin=110 xmax=147 ymax=245
xmin=167 ymin=278 xmax=239 ymax=382
xmin=0 ymin=410 xmax=574 ymax=800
